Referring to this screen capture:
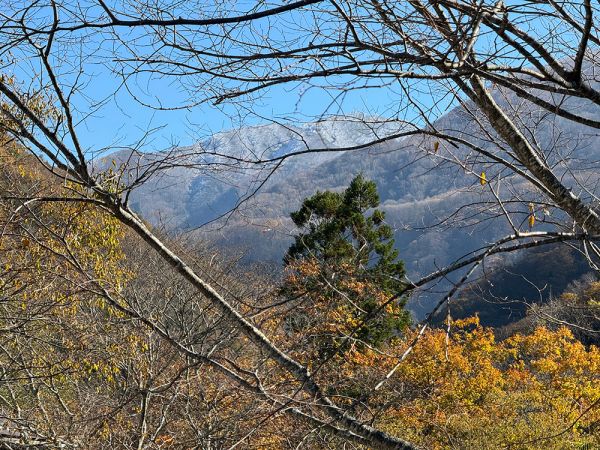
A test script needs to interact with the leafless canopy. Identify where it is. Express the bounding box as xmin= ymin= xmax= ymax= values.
xmin=1 ymin=0 xmax=600 ymax=448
